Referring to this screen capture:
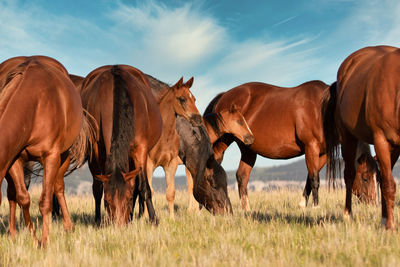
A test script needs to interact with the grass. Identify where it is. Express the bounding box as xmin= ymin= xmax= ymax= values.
xmin=1 ymin=186 xmax=400 ymax=267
